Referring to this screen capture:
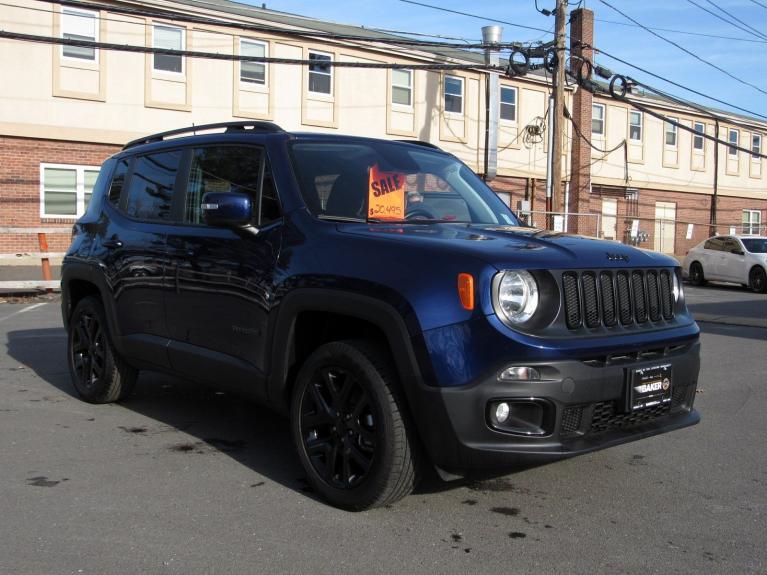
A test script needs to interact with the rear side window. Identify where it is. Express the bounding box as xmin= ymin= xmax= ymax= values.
xmin=704 ymin=237 xmax=724 ymax=251
xmin=108 ymin=158 xmax=130 ymax=205
xmin=125 ymin=151 xmax=181 ymax=221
